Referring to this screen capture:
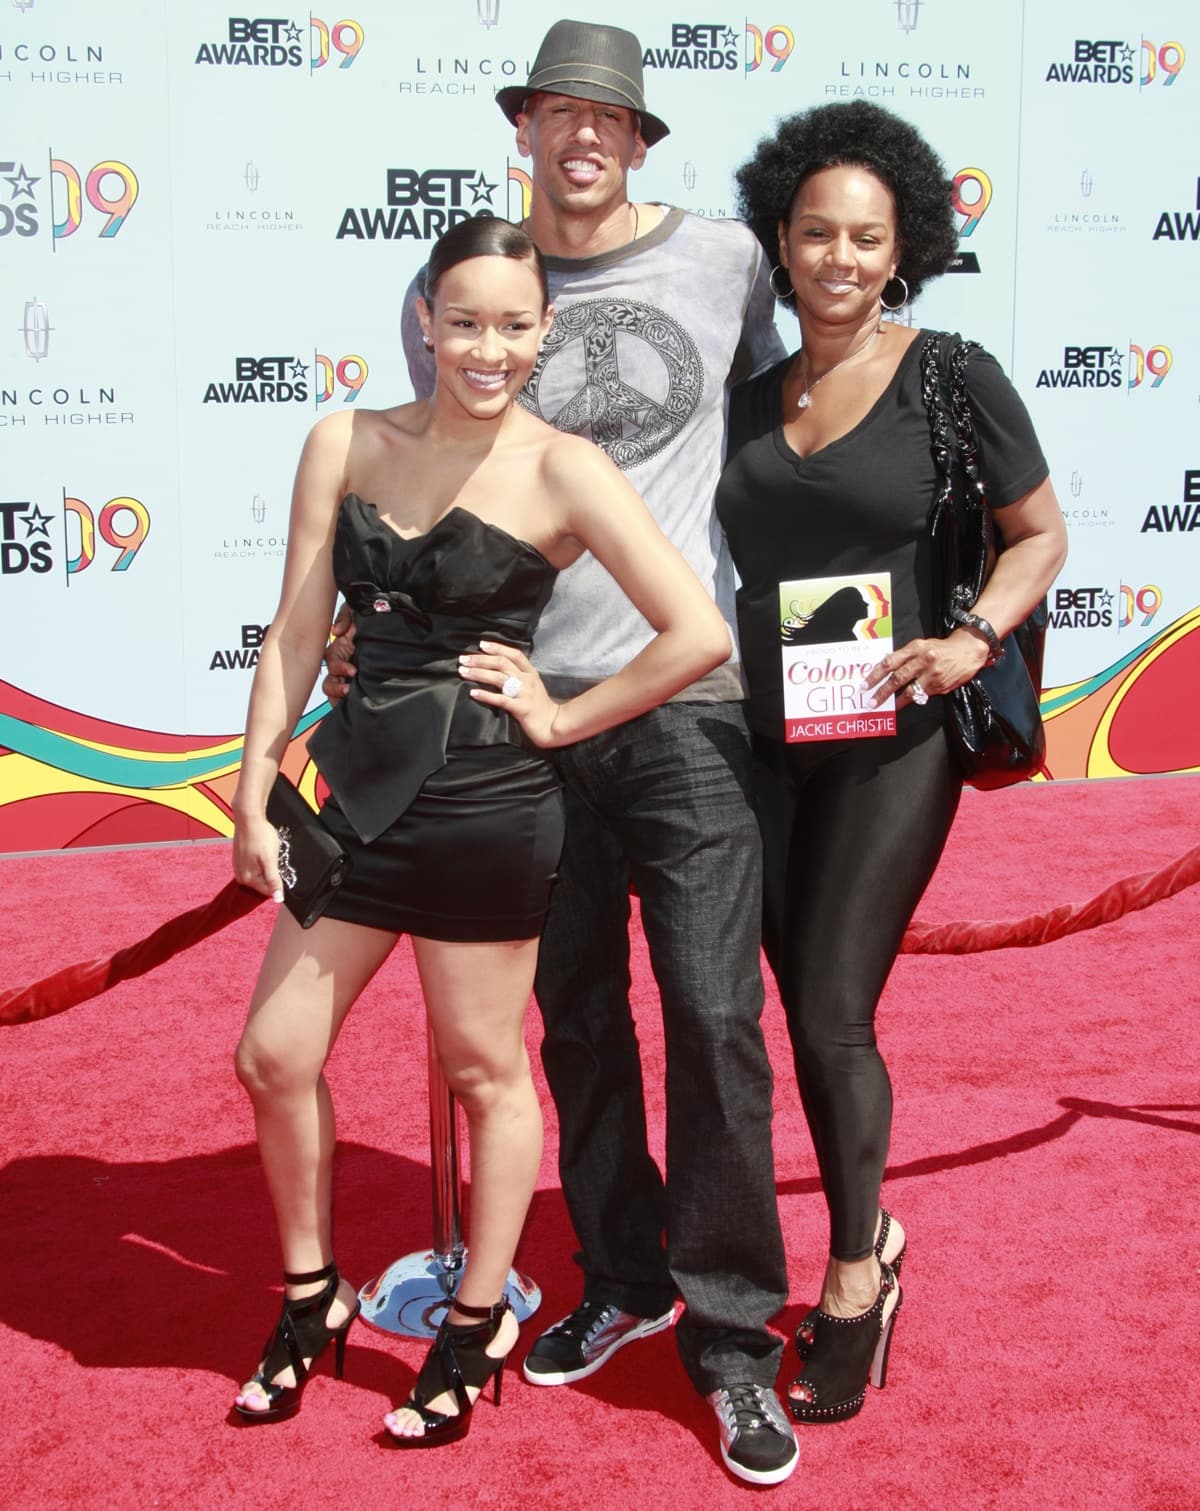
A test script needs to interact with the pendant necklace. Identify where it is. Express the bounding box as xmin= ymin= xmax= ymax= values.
xmin=795 ymin=324 xmax=884 ymax=410
xmin=521 ymin=202 xmax=640 ymax=247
